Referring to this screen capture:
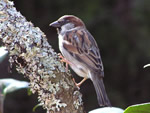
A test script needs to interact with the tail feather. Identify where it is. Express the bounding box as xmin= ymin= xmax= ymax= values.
xmin=91 ymin=75 xmax=111 ymax=106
